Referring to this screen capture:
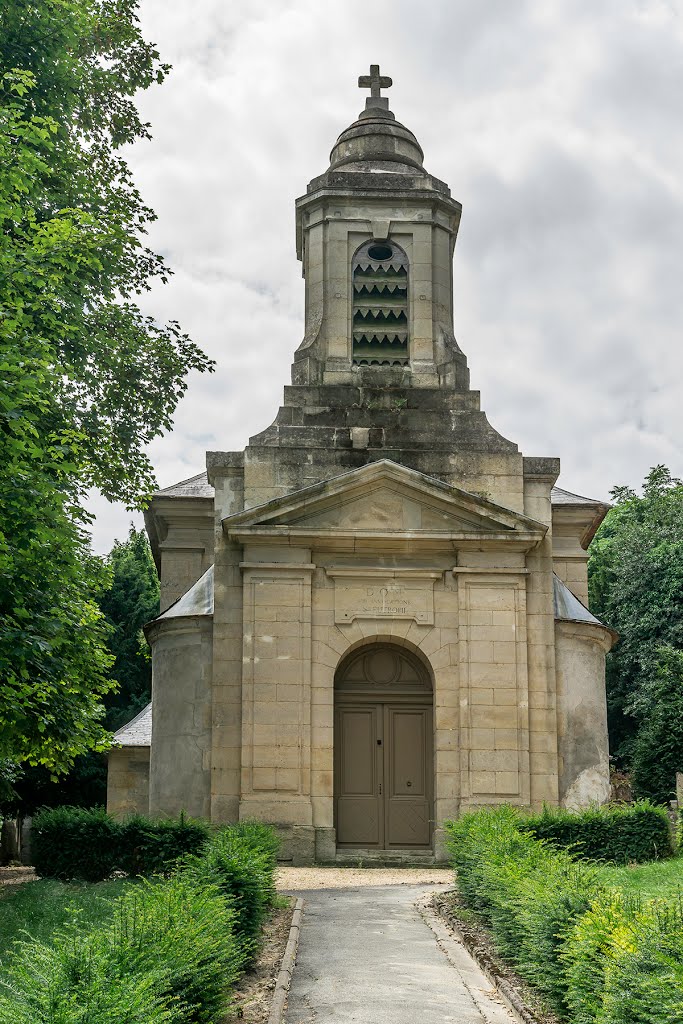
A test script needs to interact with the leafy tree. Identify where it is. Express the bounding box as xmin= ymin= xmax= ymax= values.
xmin=99 ymin=526 xmax=159 ymax=730
xmin=629 ymin=646 xmax=683 ymax=803
xmin=0 ymin=1 xmax=213 ymax=776
xmin=3 ymin=527 xmax=159 ymax=814
xmin=588 ymin=465 xmax=683 ymax=801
